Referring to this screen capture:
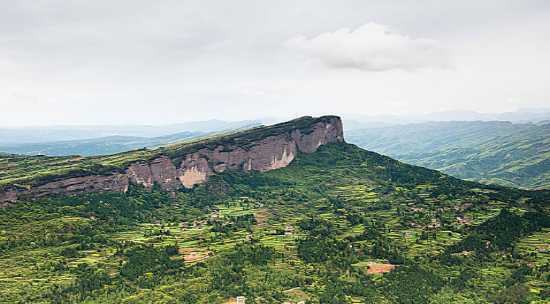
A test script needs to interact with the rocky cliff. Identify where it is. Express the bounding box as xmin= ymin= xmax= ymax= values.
xmin=0 ymin=116 xmax=344 ymax=204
